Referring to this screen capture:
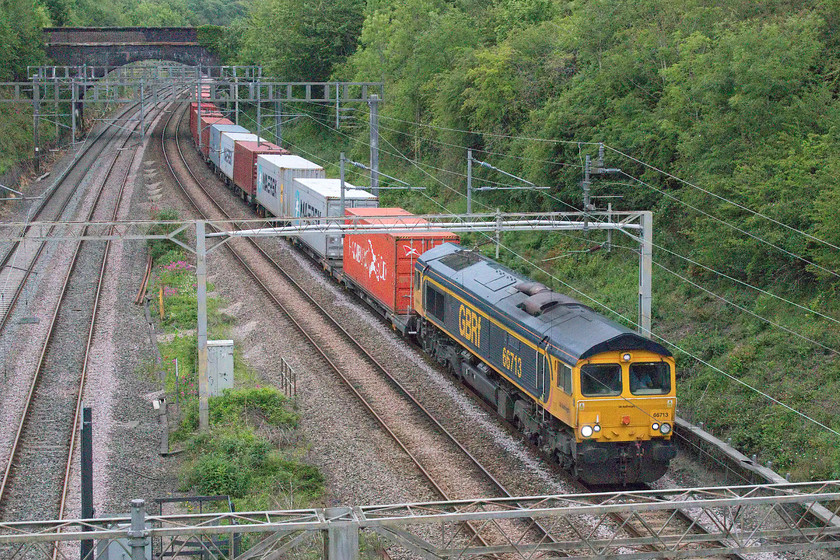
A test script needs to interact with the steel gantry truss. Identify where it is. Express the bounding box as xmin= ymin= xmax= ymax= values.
xmin=0 ymin=481 xmax=837 ymax=559
xmin=2 ymin=65 xmax=384 ymax=174
xmin=0 ymin=76 xmax=385 ymax=105
xmin=0 ymin=210 xmax=652 ymax=336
